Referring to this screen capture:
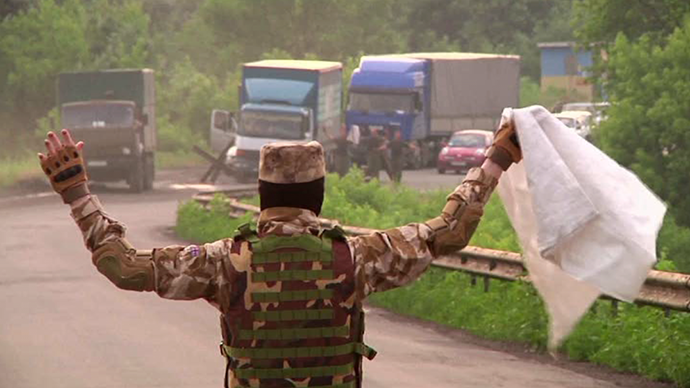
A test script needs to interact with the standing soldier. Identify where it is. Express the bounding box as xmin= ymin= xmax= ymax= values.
xmin=386 ymin=127 xmax=412 ymax=183
xmin=365 ymin=127 xmax=387 ymax=180
xmin=37 ymin=121 xmax=520 ymax=387
xmin=328 ymin=124 xmax=351 ymax=177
